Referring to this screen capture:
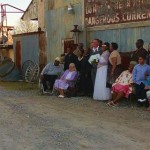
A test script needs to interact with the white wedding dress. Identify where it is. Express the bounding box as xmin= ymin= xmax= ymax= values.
xmin=93 ymin=51 xmax=111 ymax=101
